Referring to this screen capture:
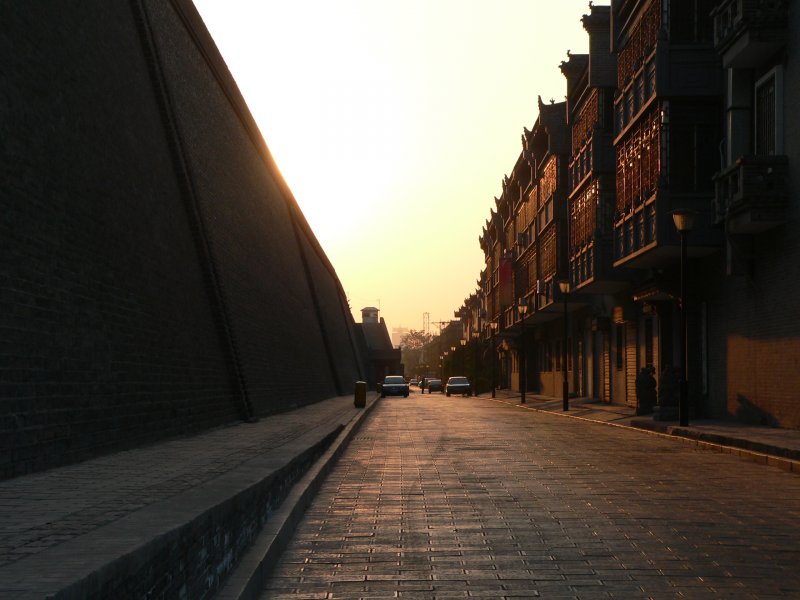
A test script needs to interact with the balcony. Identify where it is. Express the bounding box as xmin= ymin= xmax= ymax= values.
xmin=713 ymin=0 xmax=788 ymax=68
xmin=613 ymin=199 xmax=658 ymax=267
xmin=570 ymin=239 xmax=629 ymax=294
xmin=713 ymin=154 xmax=789 ymax=234
xmin=613 ymin=194 xmax=722 ymax=269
